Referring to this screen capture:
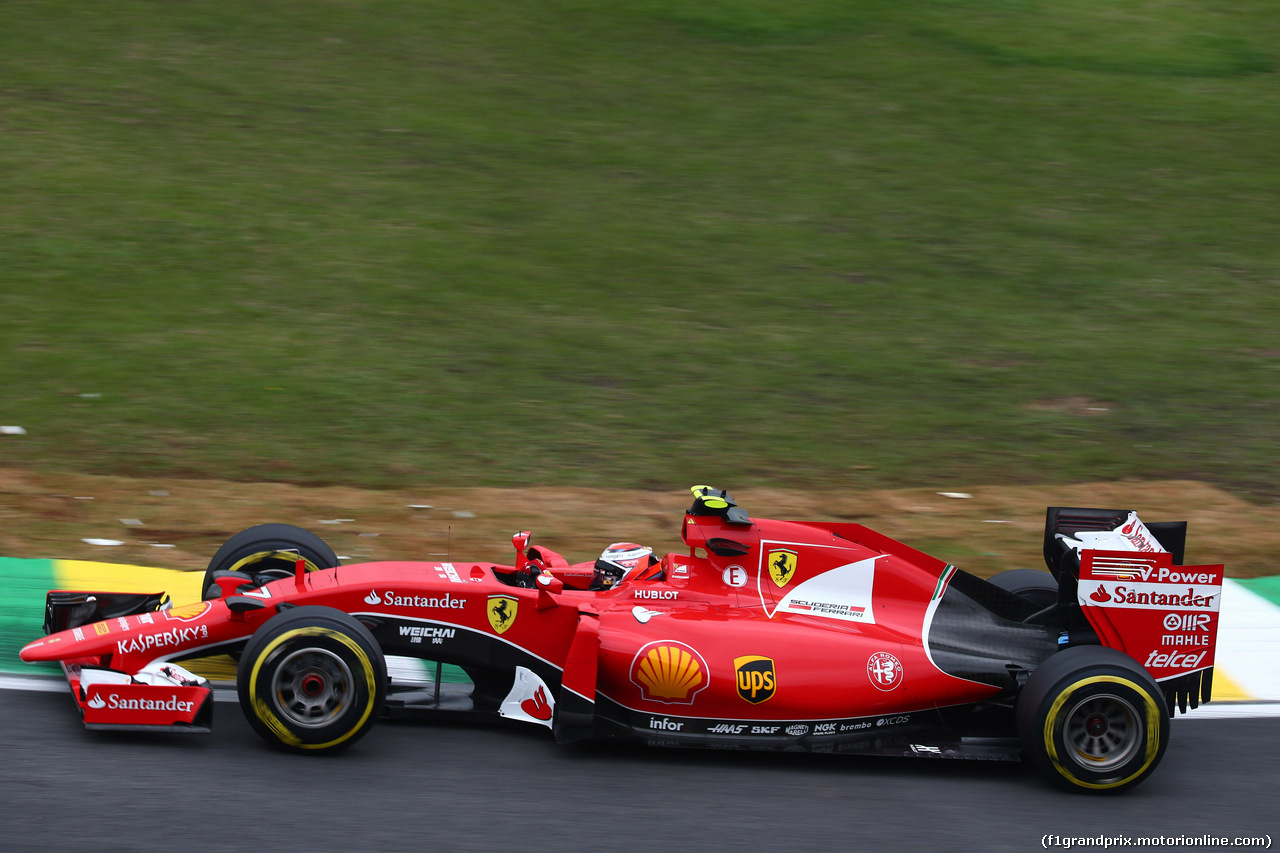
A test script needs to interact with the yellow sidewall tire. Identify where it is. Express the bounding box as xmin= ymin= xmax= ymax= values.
xmin=1017 ymin=646 xmax=1170 ymax=794
xmin=204 ymin=524 xmax=338 ymax=599
xmin=1041 ymin=675 xmax=1164 ymax=791
xmin=238 ymin=607 xmax=386 ymax=754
